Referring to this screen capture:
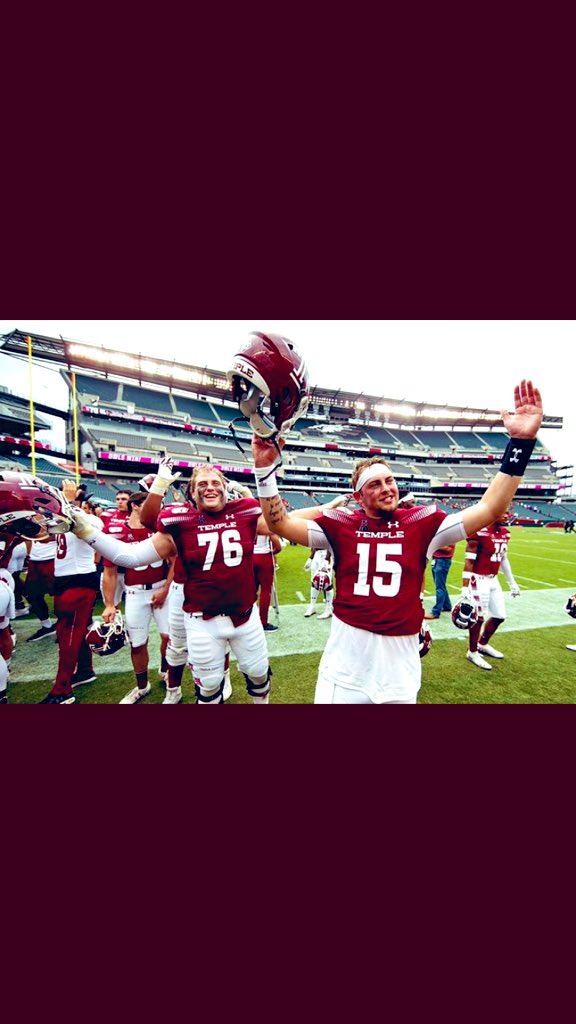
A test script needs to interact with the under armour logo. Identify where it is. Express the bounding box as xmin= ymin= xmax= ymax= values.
xmin=225 ymin=514 xmax=235 ymax=521
xmin=510 ymin=448 xmax=522 ymax=464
